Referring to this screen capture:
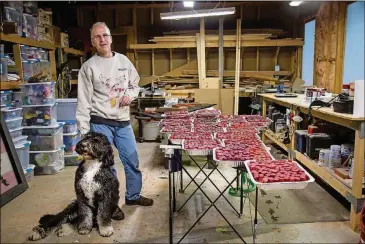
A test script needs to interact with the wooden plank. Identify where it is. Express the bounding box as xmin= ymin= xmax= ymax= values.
xmin=62 ymin=47 xmax=85 ymax=56
xmin=151 ymin=49 xmax=155 ymax=76
xmin=183 ymin=70 xmax=291 ymax=77
xmin=129 ymin=39 xmax=304 ymax=49
xmin=334 ymin=2 xmax=347 ymax=94
xmin=187 ymin=48 xmax=190 ymax=64
xmin=1 ymin=33 xmax=55 ymax=50
xmin=0 ymin=82 xmax=24 ymax=90
xmin=352 ymin=130 xmax=365 ymax=197
xmin=256 ymin=47 xmax=260 ymax=71
xmin=134 ymin=50 xmax=139 ymax=71
xmin=49 ymin=50 xmax=57 ymax=82
xmin=296 ymin=47 xmax=303 ymax=79
xmin=234 ymin=19 xmax=241 ymax=115
xmin=221 ymin=88 xmax=234 ymax=114
xmin=295 ymin=150 xmax=351 ymax=197
xmin=199 ymin=18 xmax=206 ymax=88
xmin=151 ymin=7 xmax=154 ymax=25
xmin=133 ymin=8 xmax=137 ymax=44
xmin=12 ymin=44 xmax=23 ymax=81
xmin=274 ymin=47 xmax=281 ymax=66
xmin=169 ymin=49 xmax=173 ymax=71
